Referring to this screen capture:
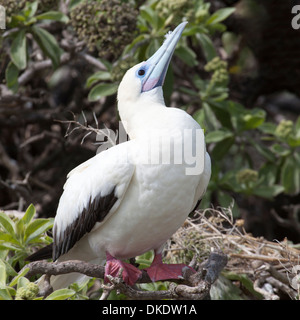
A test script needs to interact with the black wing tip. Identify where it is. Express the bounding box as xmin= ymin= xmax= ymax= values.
xmin=190 ymin=199 xmax=202 ymax=214
xmin=25 ymin=243 xmax=53 ymax=262
xmin=53 ymin=188 xmax=118 ymax=262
